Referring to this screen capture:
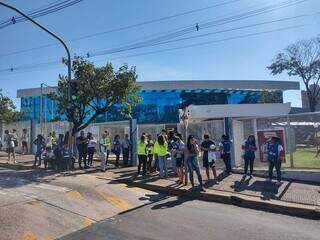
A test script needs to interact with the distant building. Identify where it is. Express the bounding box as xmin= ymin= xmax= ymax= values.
xmin=301 ymin=86 xmax=320 ymax=112
xmin=17 ymin=80 xmax=299 ymax=124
